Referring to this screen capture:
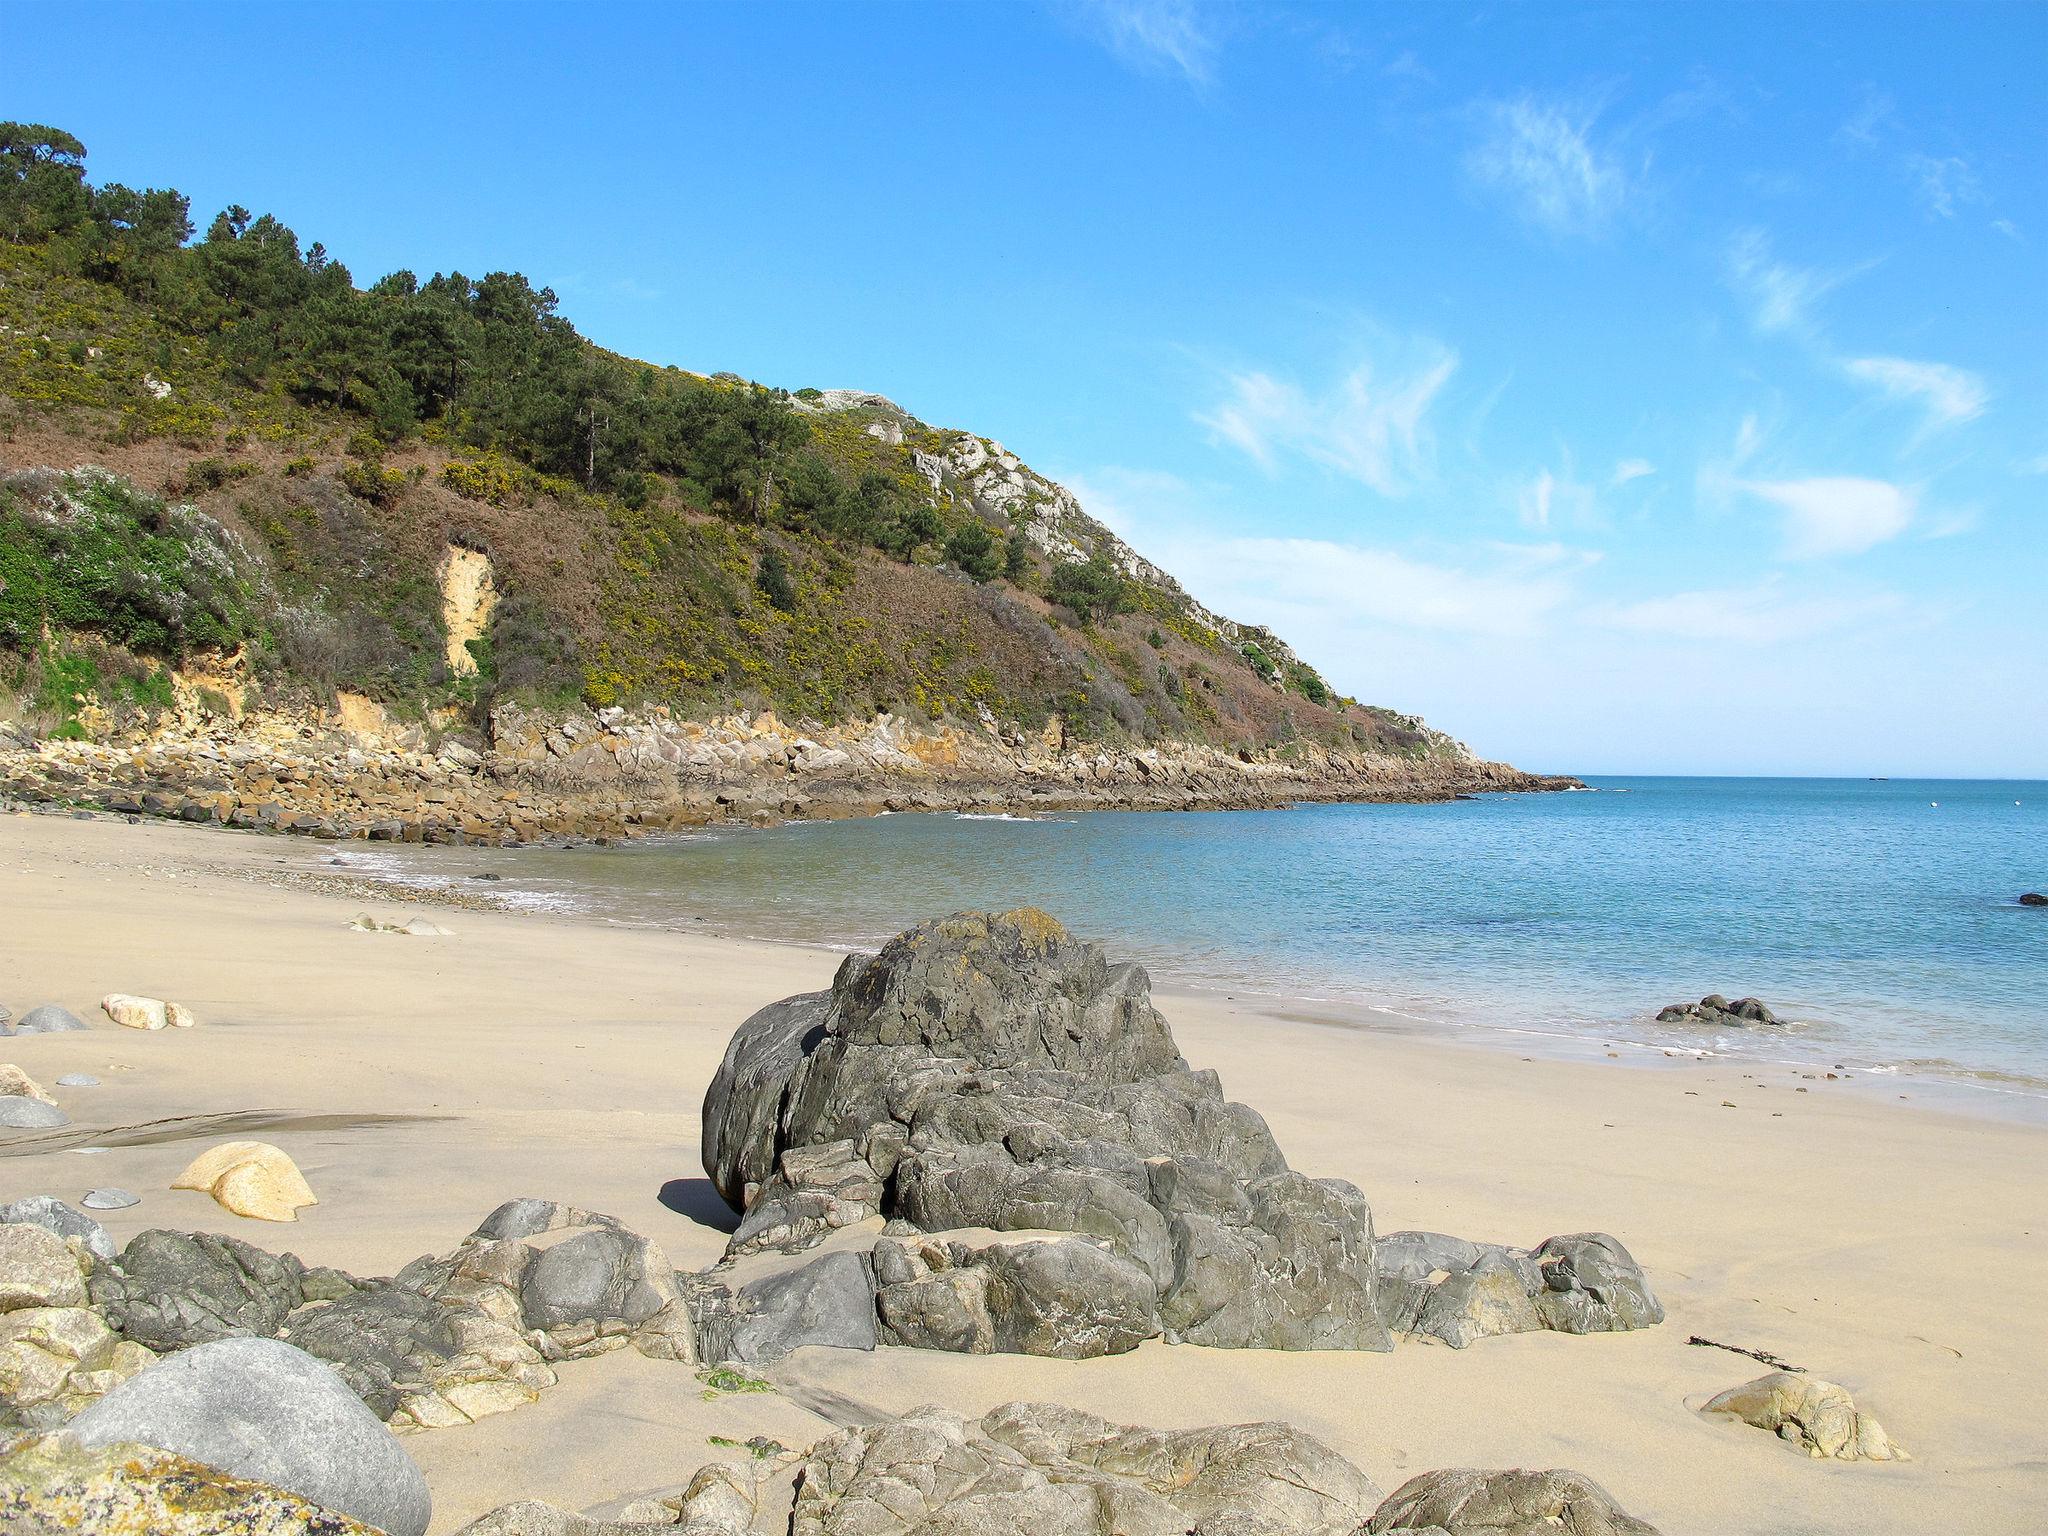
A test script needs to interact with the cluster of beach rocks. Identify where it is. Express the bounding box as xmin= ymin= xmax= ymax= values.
xmin=698 ymin=911 xmax=1664 ymax=1363
xmin=0 ymin=696 xmax=1572 ymax=848
xmin=12 ymin=906 xmax=1918 ymax=1535
xmin=0 ymin=1190 xmax=1673 ymax=1535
